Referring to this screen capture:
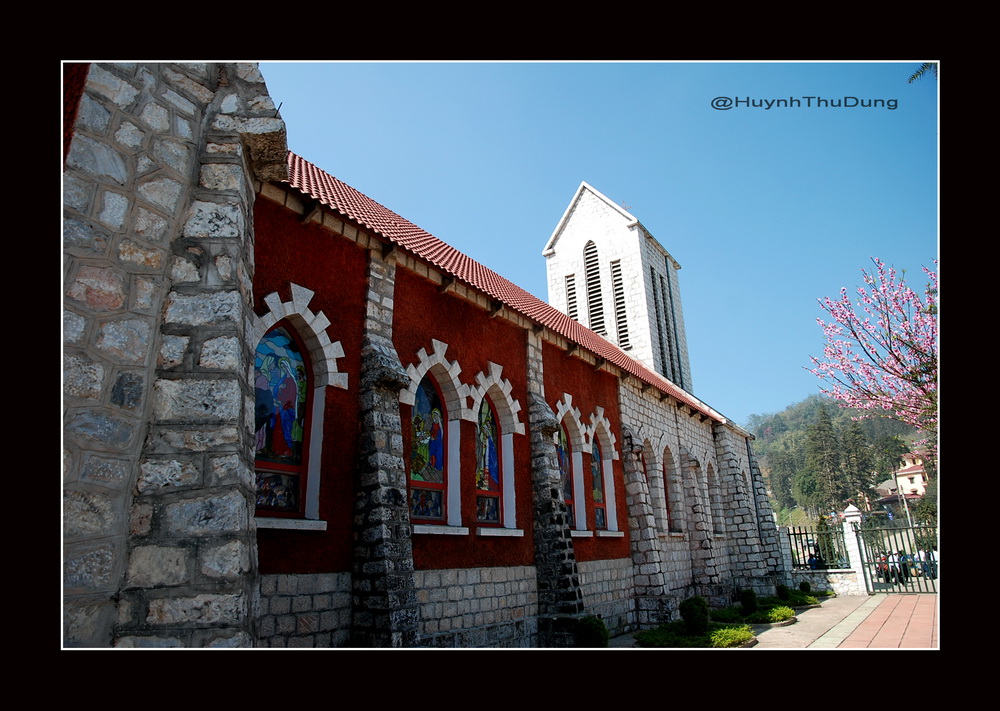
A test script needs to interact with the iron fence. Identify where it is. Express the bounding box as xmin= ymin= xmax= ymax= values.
xmin=787 ymin=525 xmax=850 ymax=570
xmin=853 ymin=522 xmax=938 ymax=593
